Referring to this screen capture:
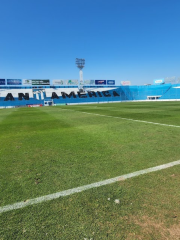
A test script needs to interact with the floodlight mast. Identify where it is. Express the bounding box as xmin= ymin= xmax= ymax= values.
xmin=76 ymin=58 xmax=85 ymax=89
